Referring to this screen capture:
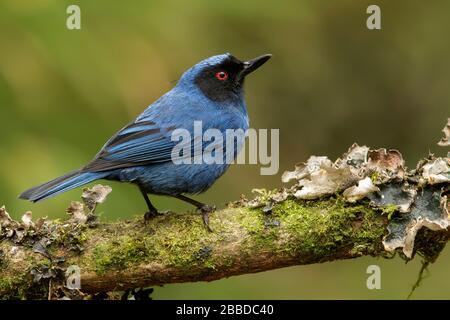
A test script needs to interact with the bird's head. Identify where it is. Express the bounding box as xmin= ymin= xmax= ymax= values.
xmin=177 ymin=53 xmax=272 ymax=103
